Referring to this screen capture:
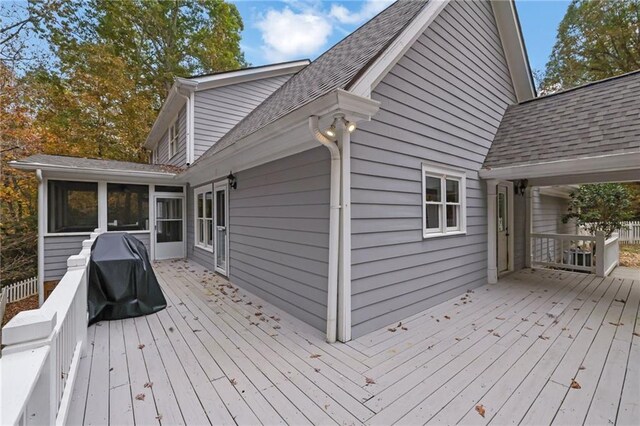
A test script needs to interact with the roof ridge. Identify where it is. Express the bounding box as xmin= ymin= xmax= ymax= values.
xmin=519 ymin=68 xmax=640 ymax=105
